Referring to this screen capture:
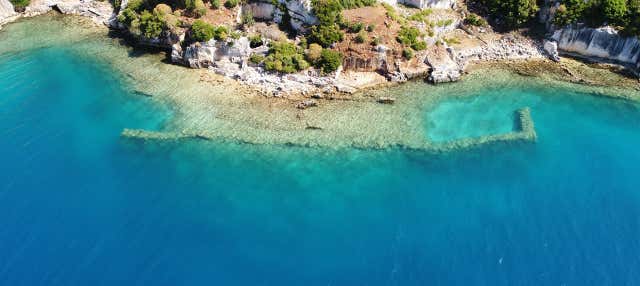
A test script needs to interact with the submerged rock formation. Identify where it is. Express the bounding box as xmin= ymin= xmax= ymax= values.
xmin=550 ymin=26 xmax=640 ymax=71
